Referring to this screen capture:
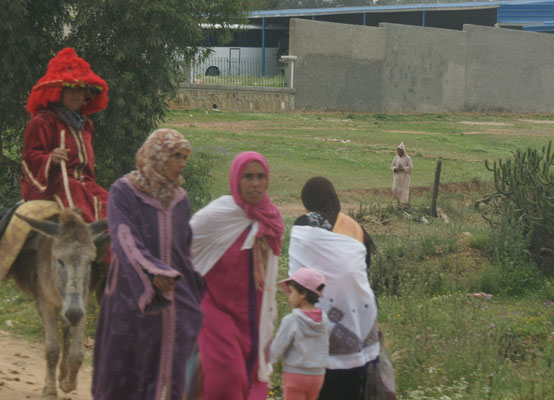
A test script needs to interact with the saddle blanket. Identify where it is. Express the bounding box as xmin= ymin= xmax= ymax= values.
xmin=0 ymin=200 xmax=60 ymax=281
